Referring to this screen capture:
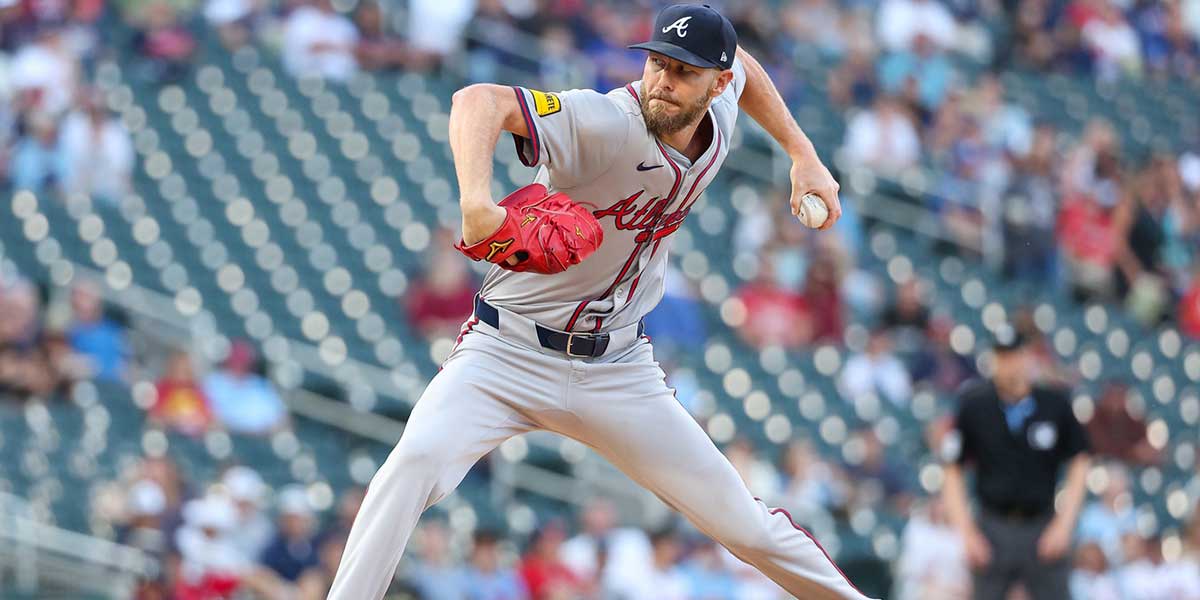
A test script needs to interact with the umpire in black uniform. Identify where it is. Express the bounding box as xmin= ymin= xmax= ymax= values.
xmin=940 ymin=324 xmax=1092 ymax=600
